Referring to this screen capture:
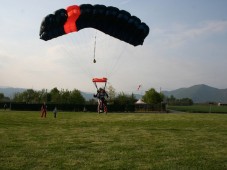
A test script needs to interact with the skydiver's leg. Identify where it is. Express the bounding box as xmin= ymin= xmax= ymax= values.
xmin=98 ymin=99 xmax=101 ymax=113
xmin=104 ymin=105 xmax=107 ymax=114
xmin=104 ymin=100 xmax=107 ymax=114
